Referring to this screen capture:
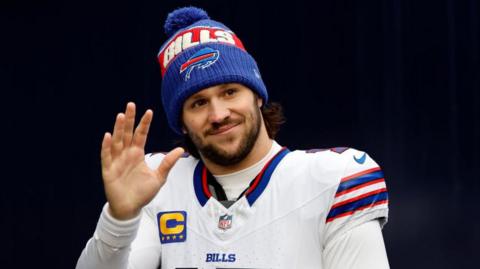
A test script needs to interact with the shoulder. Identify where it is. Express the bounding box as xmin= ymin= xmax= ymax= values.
xmin=319 ymin=147 xmax=389 ymax=245
xmin=298 ymin=146 xmax=376 ymax=163
xmin=286 ymin=147 xmax=381 ymax=182
xmin=271 ymin=146 xmax=378 ymax=203
xmin=281 ymin=146 xmax=386 ymax=205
